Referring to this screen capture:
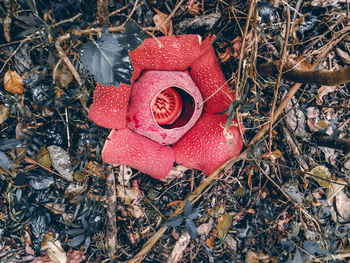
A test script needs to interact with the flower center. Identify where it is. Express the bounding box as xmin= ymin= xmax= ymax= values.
xmin=152 ymin=87 xmax=183 ymax=125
